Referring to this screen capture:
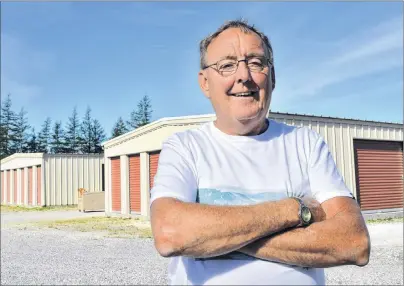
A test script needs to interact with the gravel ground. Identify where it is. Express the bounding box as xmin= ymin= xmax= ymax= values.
xmin=1 ymin=213 xmax=402 ymax=285
xmin=1 ymin=228 xmax=168 ymax=285
xmin=1 ymin=210 xmax=105 ymax=225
